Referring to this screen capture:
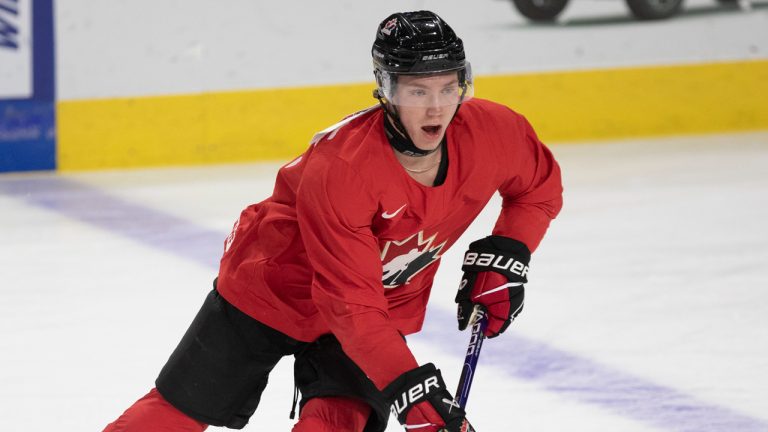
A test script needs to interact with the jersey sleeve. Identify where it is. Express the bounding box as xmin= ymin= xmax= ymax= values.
xmin=296 ymin=154 xmax=419 ymax=389
xmin=493 ymin=113 xmax=563 ymax=252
